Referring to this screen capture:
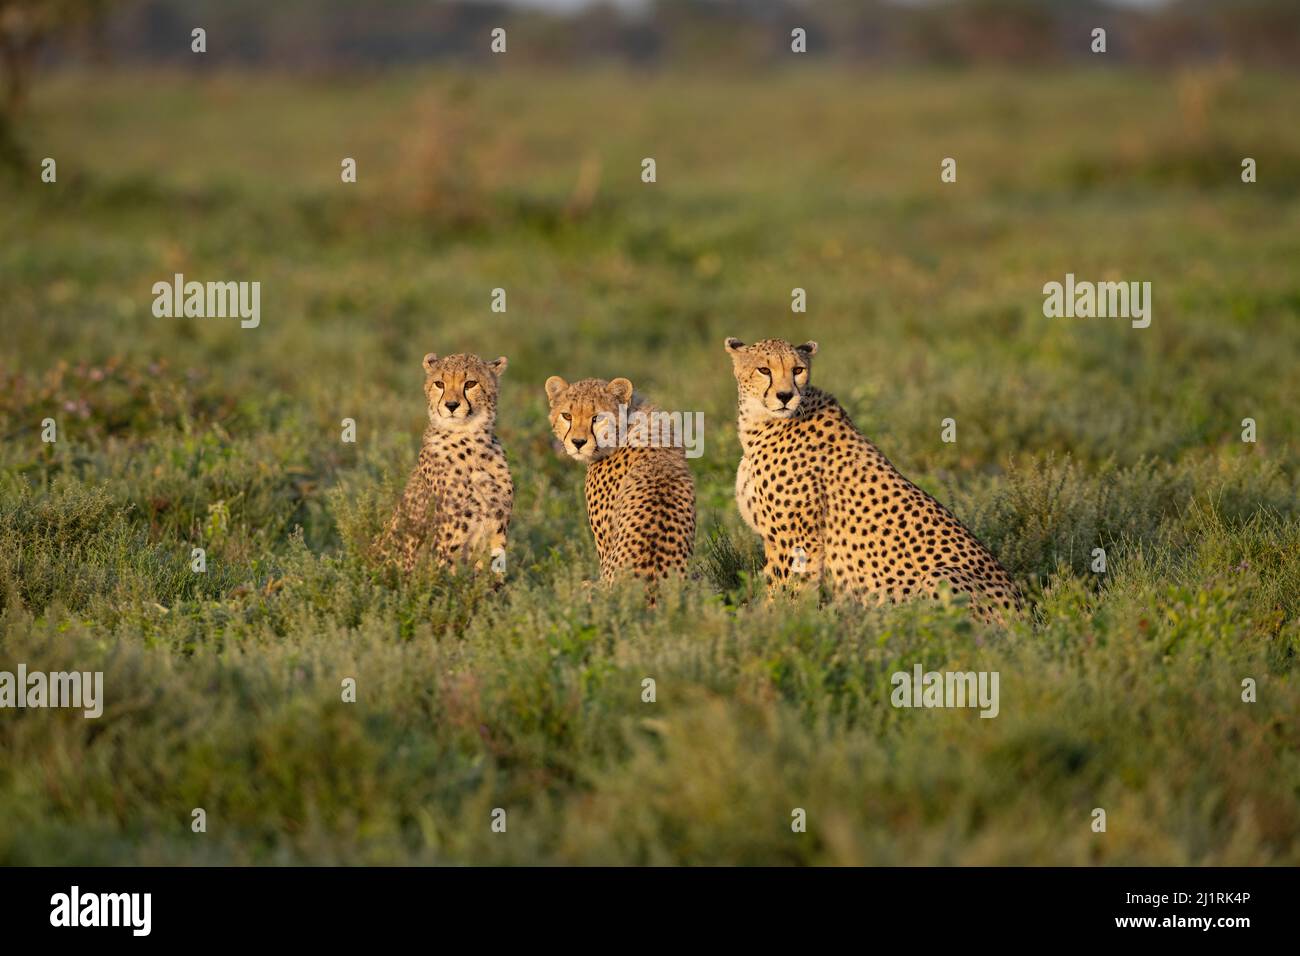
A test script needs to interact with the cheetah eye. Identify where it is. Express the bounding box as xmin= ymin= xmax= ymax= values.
xmin=433 ymin=381 xmax=444 ymax=389
xmin=757 ymin=367 xmax=771 ymax=376
xmin=464 ymin=380 xmax=478 ymax=390
xmin=560 ymin=412 xmax=572 ymax=422
xmin=793 ymin=367 xmax=805 ymax=375
xmin=591 ymin=415 xmax=600 ymax=424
